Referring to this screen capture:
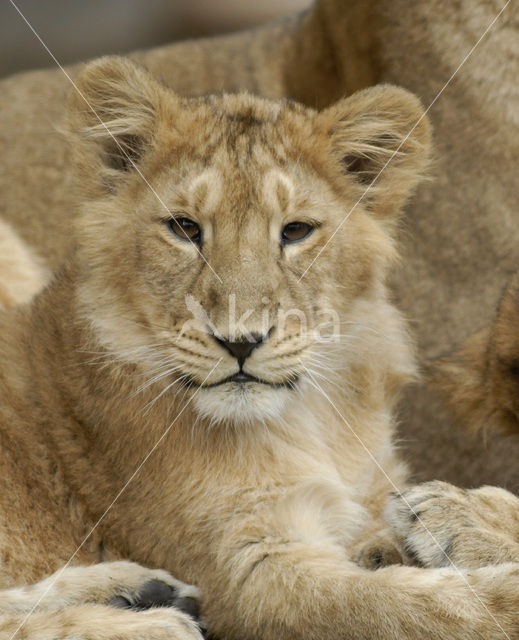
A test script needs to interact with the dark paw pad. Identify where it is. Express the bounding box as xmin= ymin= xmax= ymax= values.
xmin=136 ymin=580 xmax=178 ymax=609
xmin=109 ymin=579 xmax=200 ymax=621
